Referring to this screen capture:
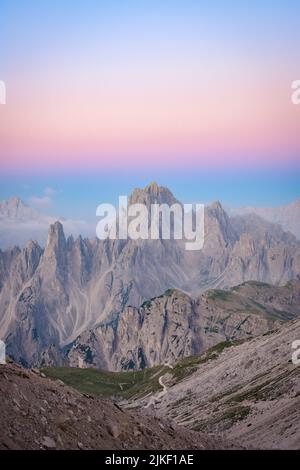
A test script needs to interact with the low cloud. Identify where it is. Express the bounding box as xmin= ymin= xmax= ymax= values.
xmin=0 ymin=217 xmax=96 ymax=249
xmin=44 ymin=187 xmax=57 ymax=197
xmin=28 ymin=187 xmax=58 ymax=208
xmin=29 ymin=195 xmax=52 ymax=208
